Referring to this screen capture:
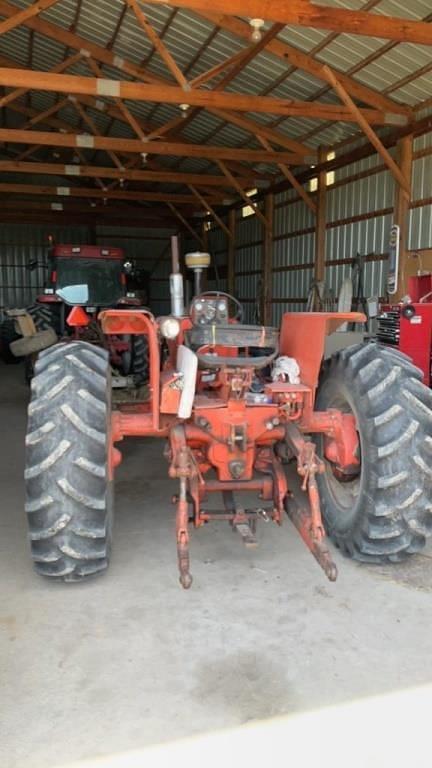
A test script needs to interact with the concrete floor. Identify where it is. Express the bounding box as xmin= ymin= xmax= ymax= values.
xmin=1 ymin=361 xmax=432 ymax=768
